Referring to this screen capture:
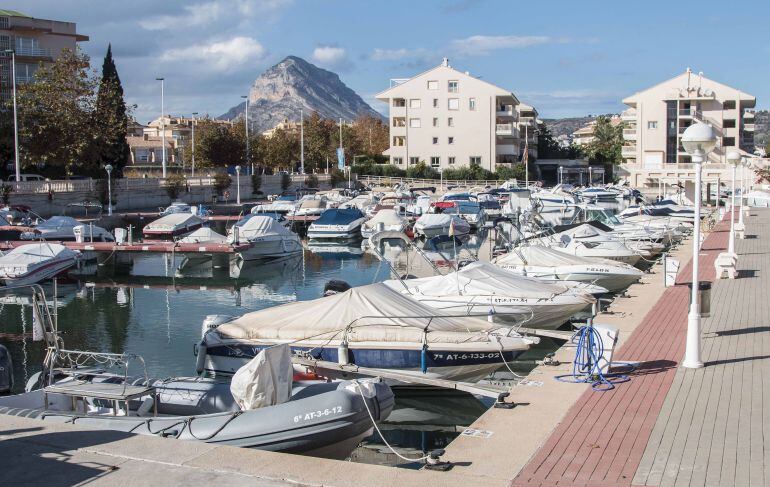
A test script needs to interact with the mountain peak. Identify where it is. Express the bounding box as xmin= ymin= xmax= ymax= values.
xmin=220 ymin=56 xmax=382 ymax=131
